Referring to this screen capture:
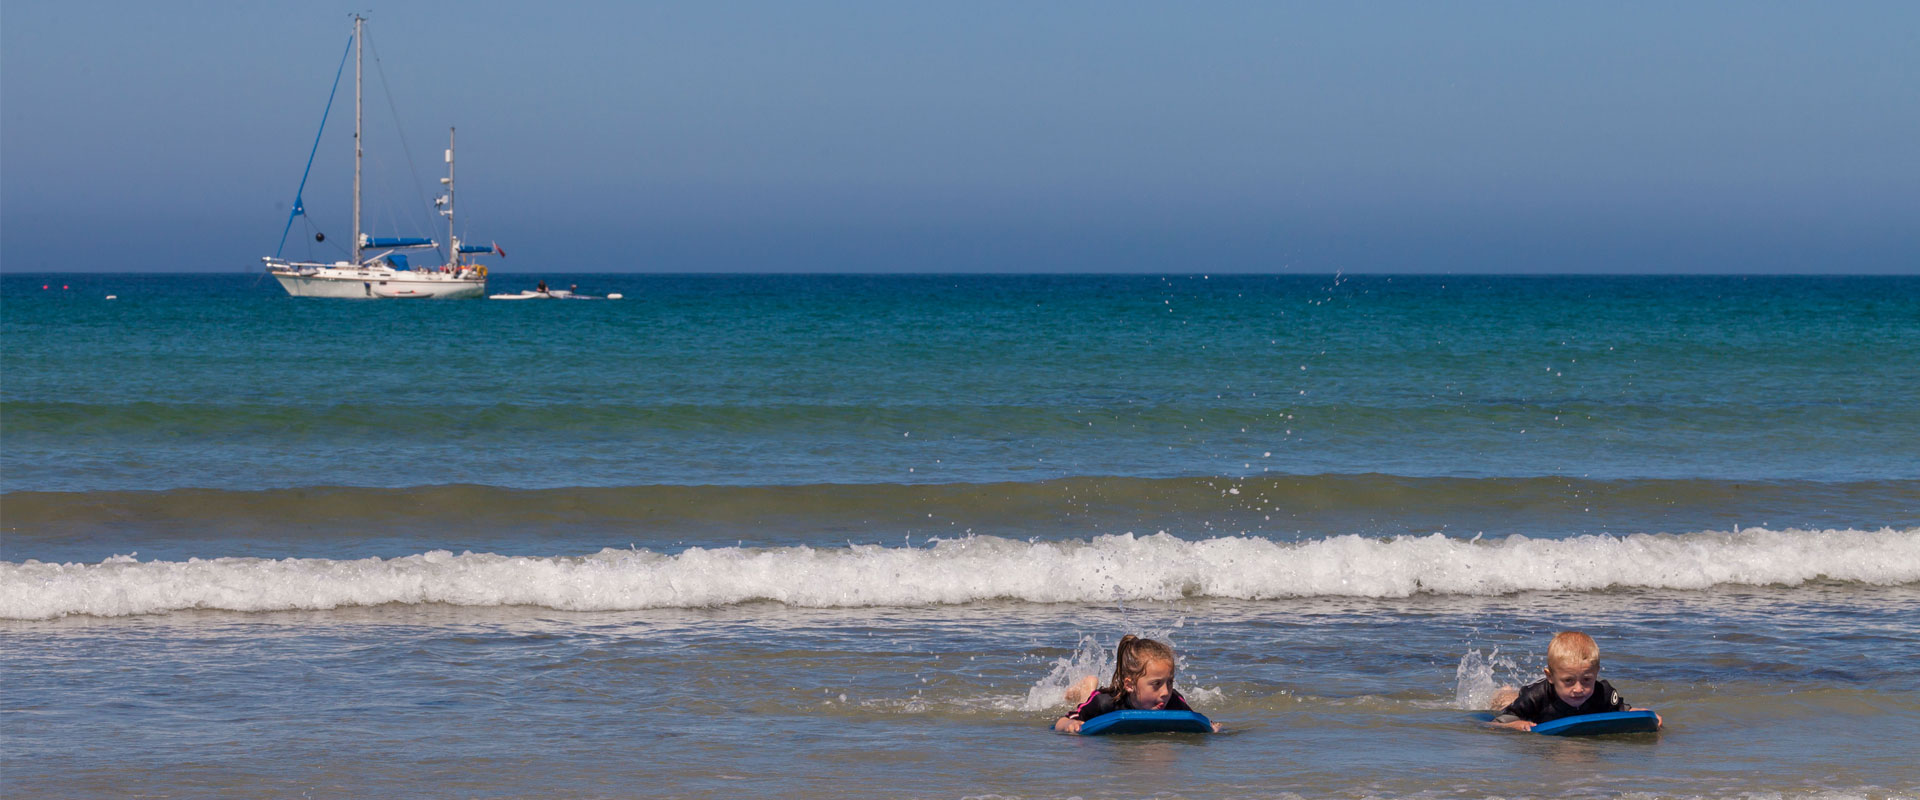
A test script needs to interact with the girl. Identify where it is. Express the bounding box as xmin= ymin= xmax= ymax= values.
xmin=1053 ymin=635 xmax=1220 ymax=733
